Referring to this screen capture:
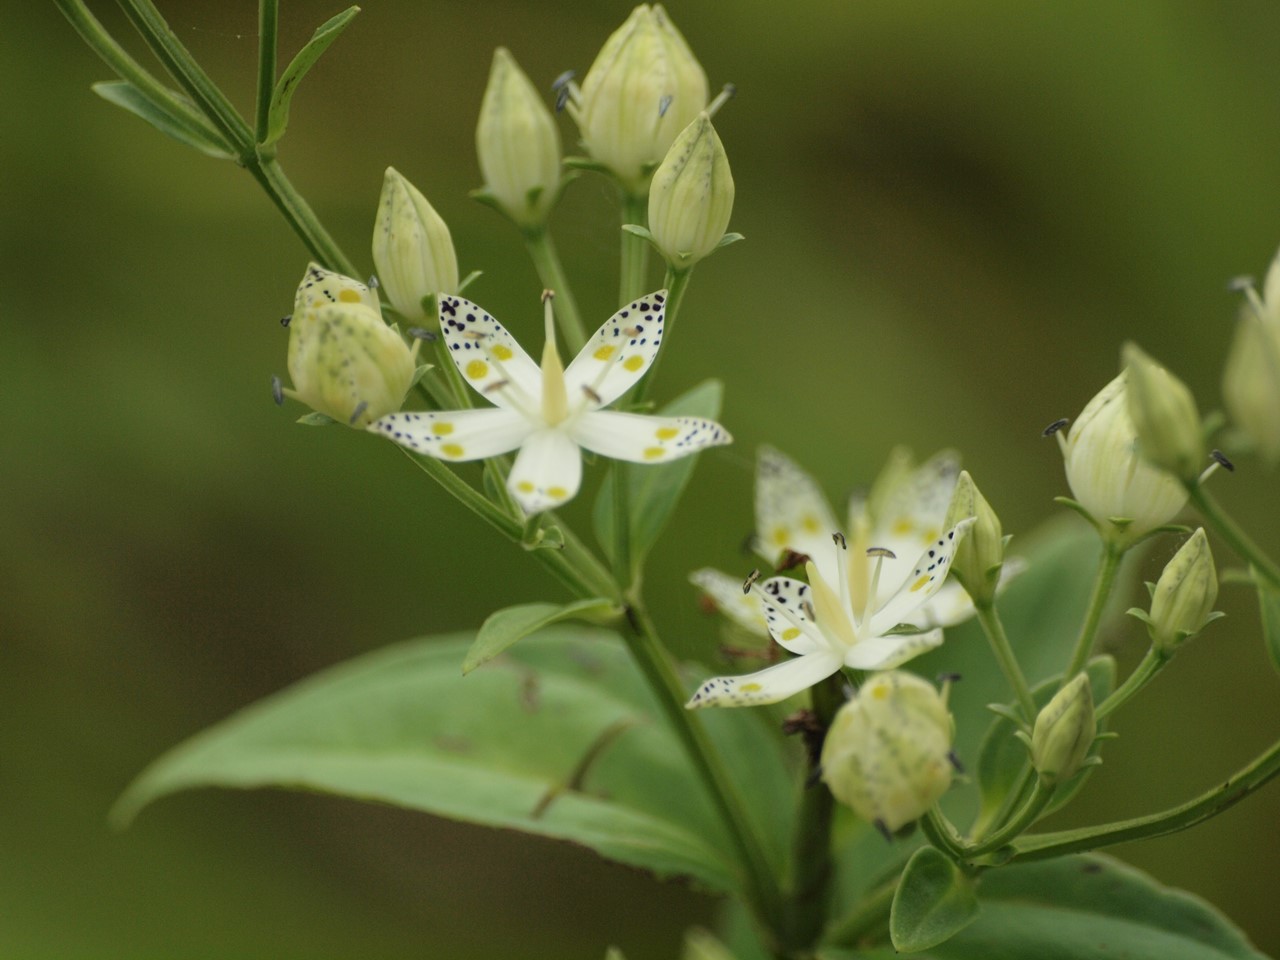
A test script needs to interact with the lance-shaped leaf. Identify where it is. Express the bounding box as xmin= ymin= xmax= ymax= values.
xmin=263 ymin=6 xmax=361 ymax=147
xmin=464 ymin=598 xmax=618 ymax=674
xmin=93 ymin=80 xmax=234 ymax=159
